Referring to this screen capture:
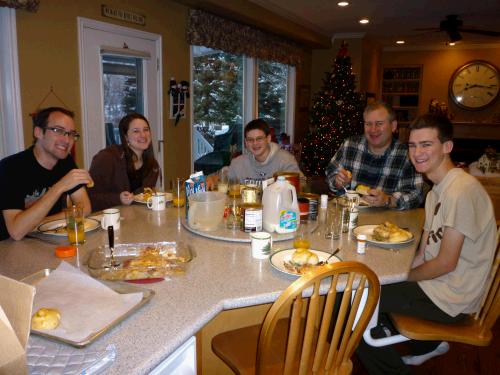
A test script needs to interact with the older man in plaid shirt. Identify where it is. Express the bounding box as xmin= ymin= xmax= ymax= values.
xmin=326 ymin=101 xmax=423 ymax=210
